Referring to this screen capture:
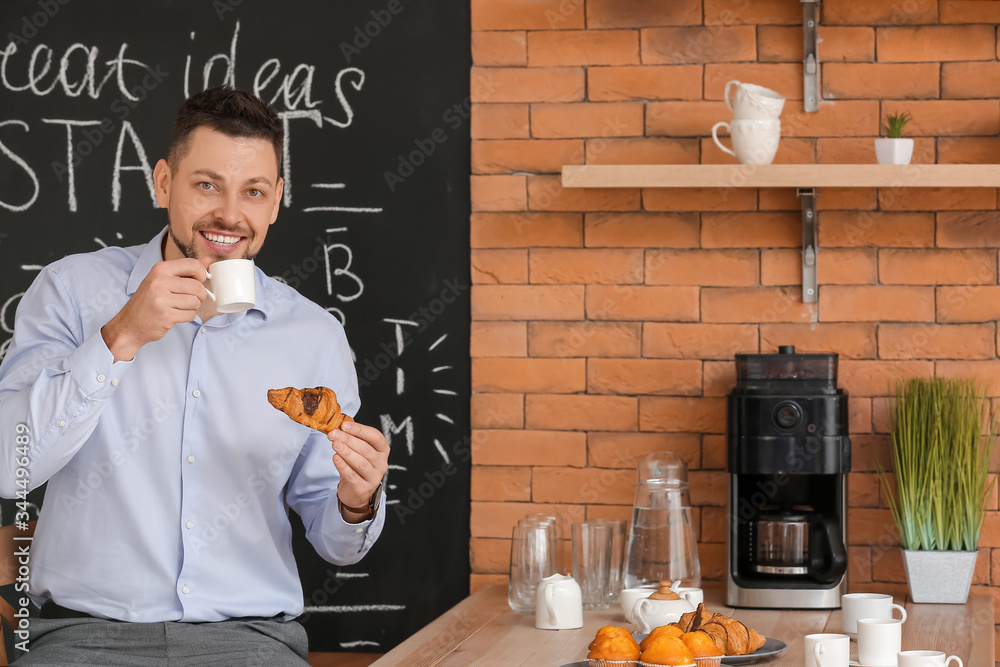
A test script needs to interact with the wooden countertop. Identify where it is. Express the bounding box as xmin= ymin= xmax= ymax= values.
xmin=371 ymin=585 xmax=994 ymax=667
